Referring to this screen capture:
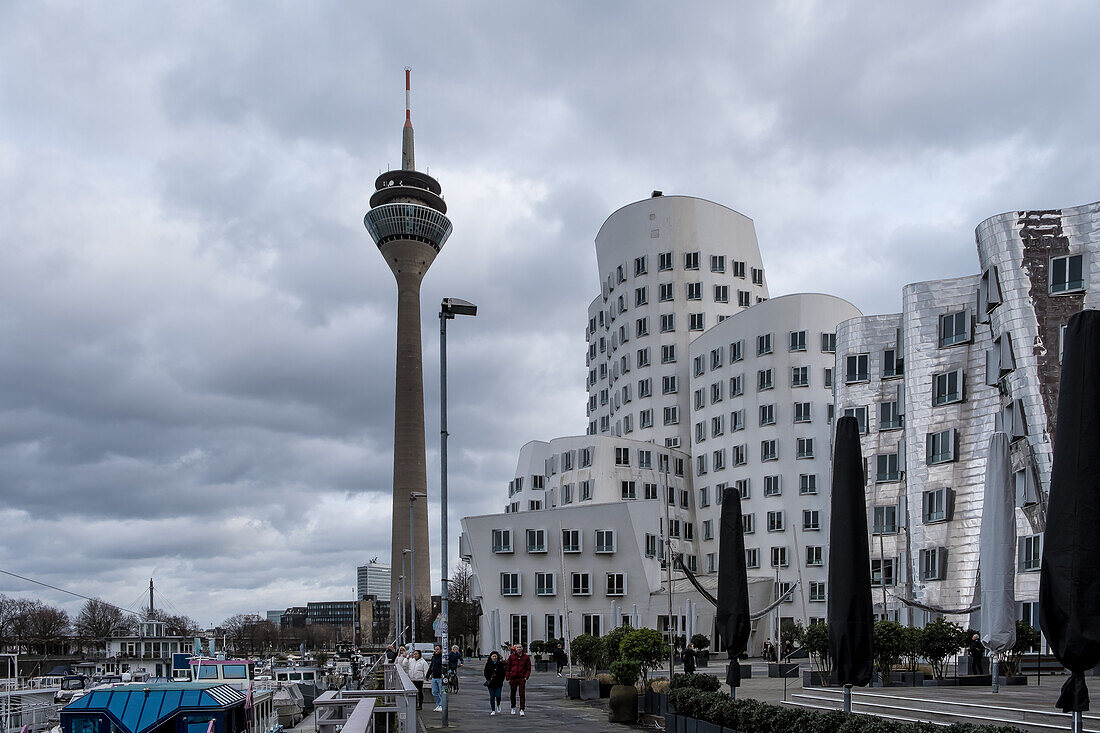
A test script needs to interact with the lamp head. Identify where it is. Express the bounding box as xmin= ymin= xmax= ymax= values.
xmin=441 ymin=297 xmax=477 ymax=318
xmin=410 ymin=491 xmax=428 ymax=501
